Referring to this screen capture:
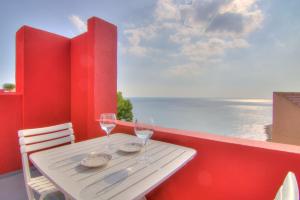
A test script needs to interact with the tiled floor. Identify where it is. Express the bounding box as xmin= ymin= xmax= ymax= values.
xmin=0 ymin=169 xmax=65 ymax=200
